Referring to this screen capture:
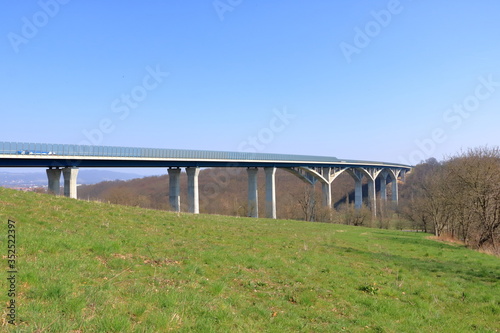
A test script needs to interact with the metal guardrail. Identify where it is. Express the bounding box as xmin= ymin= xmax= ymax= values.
xmin=0 ymin=141 xmax=411 ymax=168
